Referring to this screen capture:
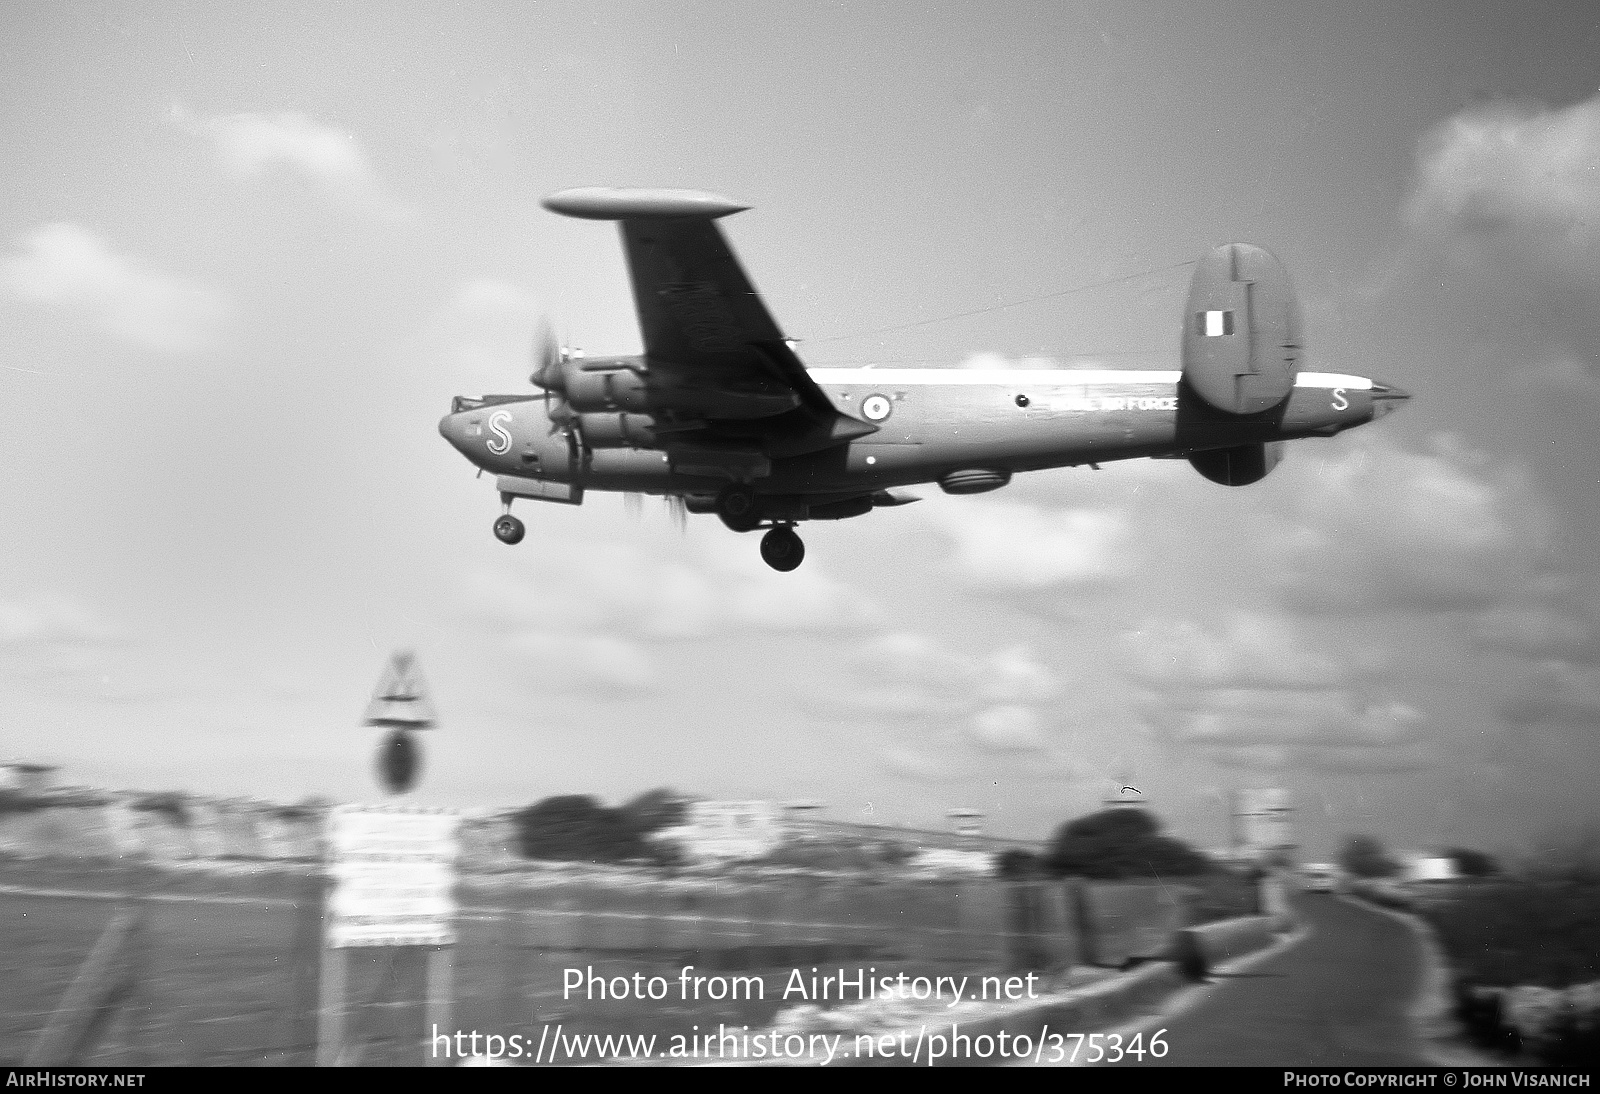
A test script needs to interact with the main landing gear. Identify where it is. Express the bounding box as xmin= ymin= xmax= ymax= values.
xmin=715 ymin=484 xmax=763 ymax=533
xmin=759 ymin=525 xmax=805 ymax=572
xmin=717 ymin=485 xmax=806 ymax=571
